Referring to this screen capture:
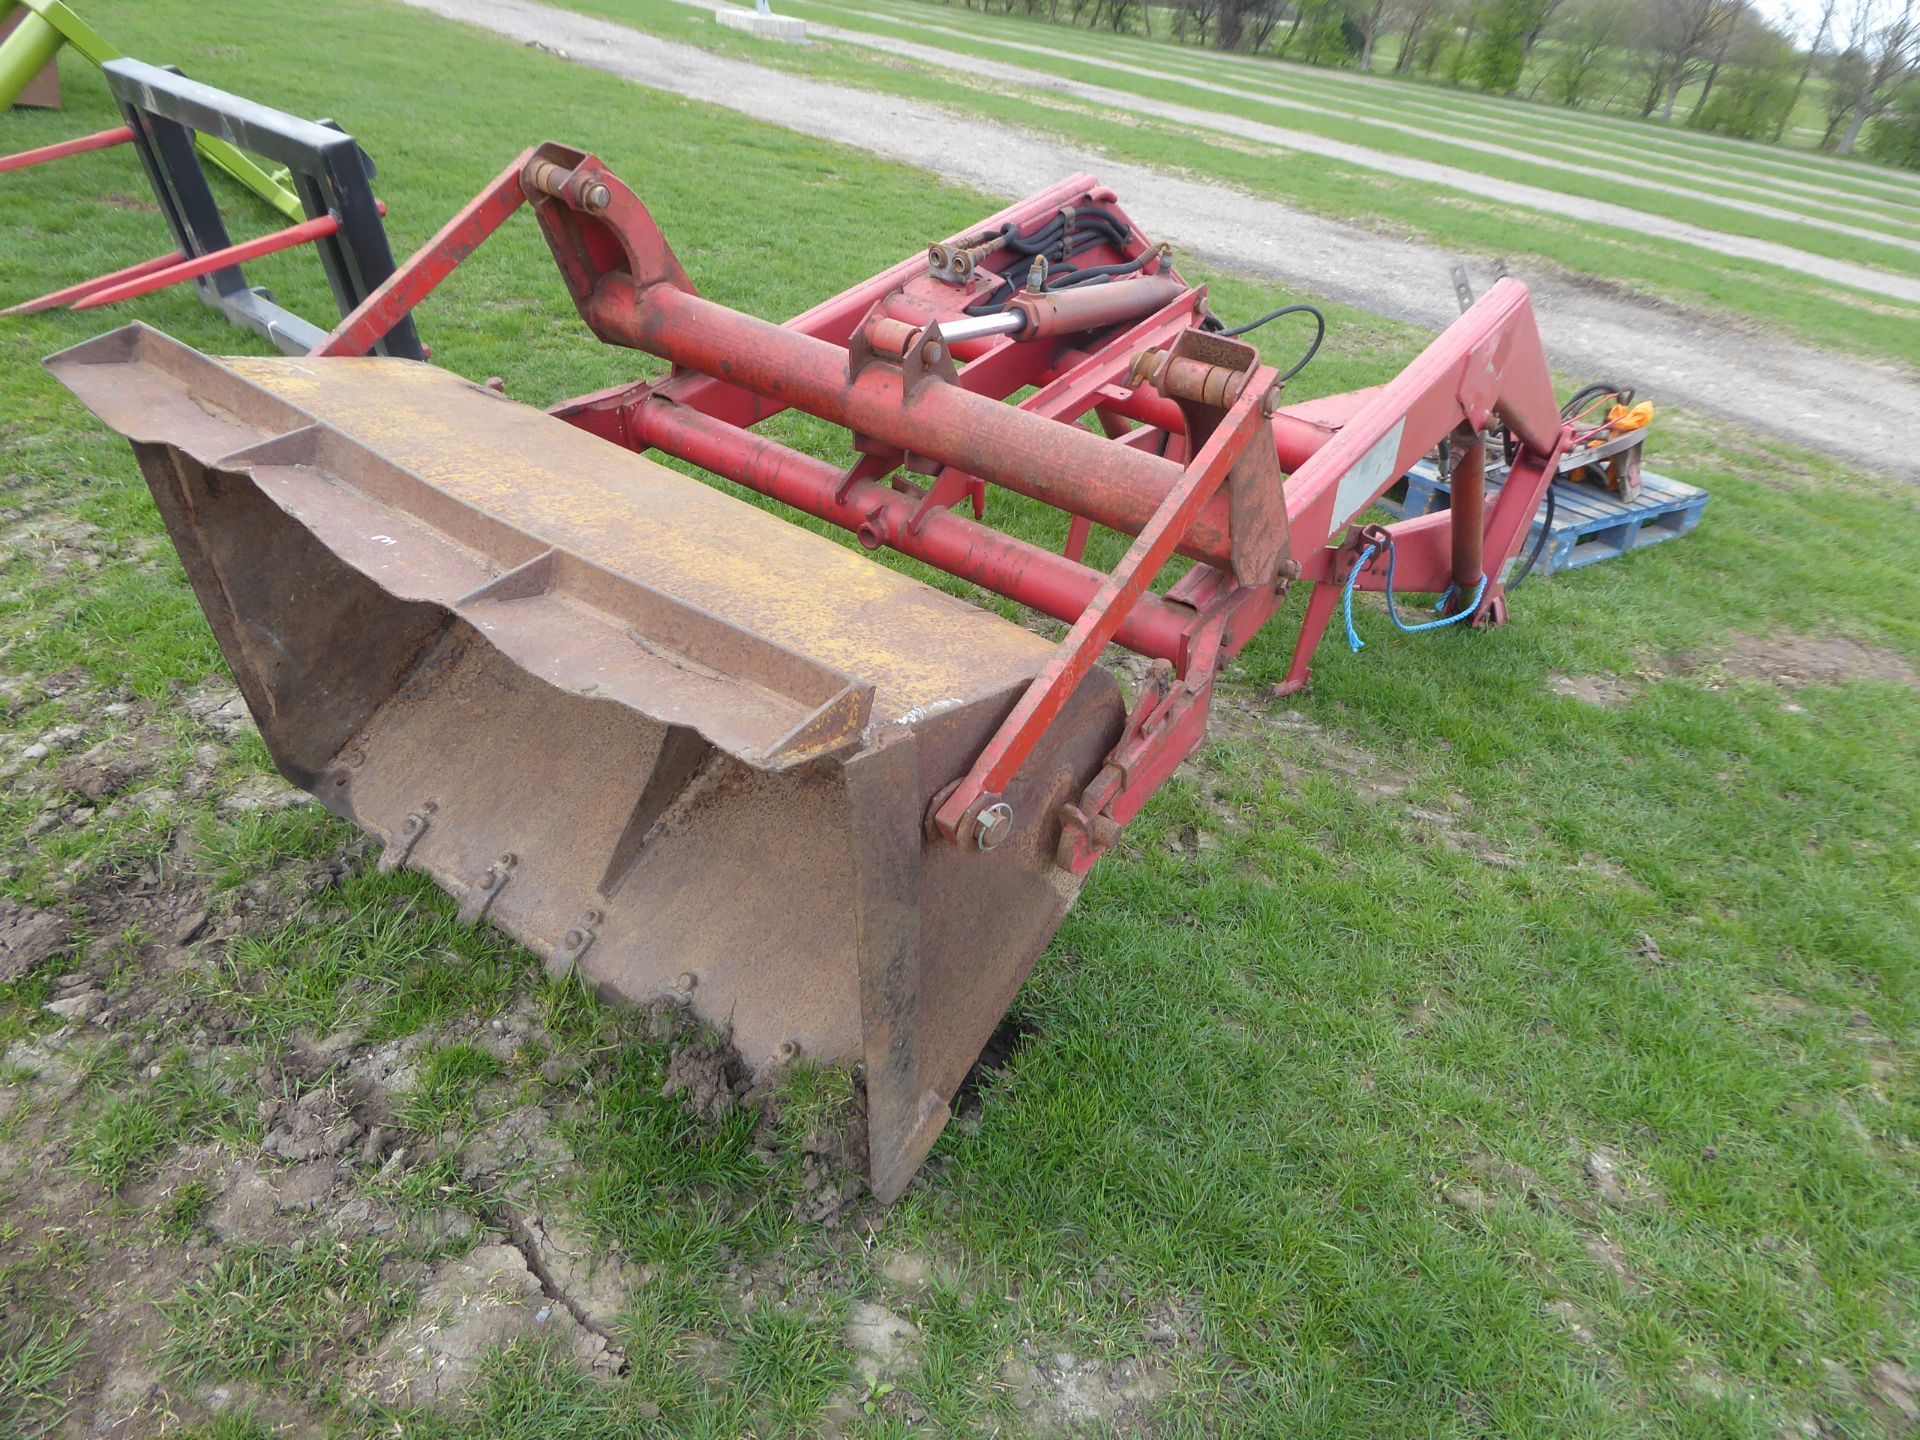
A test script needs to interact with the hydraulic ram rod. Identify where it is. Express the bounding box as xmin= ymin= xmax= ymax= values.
xmin=586 ymin=277 xmax=1240 ymax=571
